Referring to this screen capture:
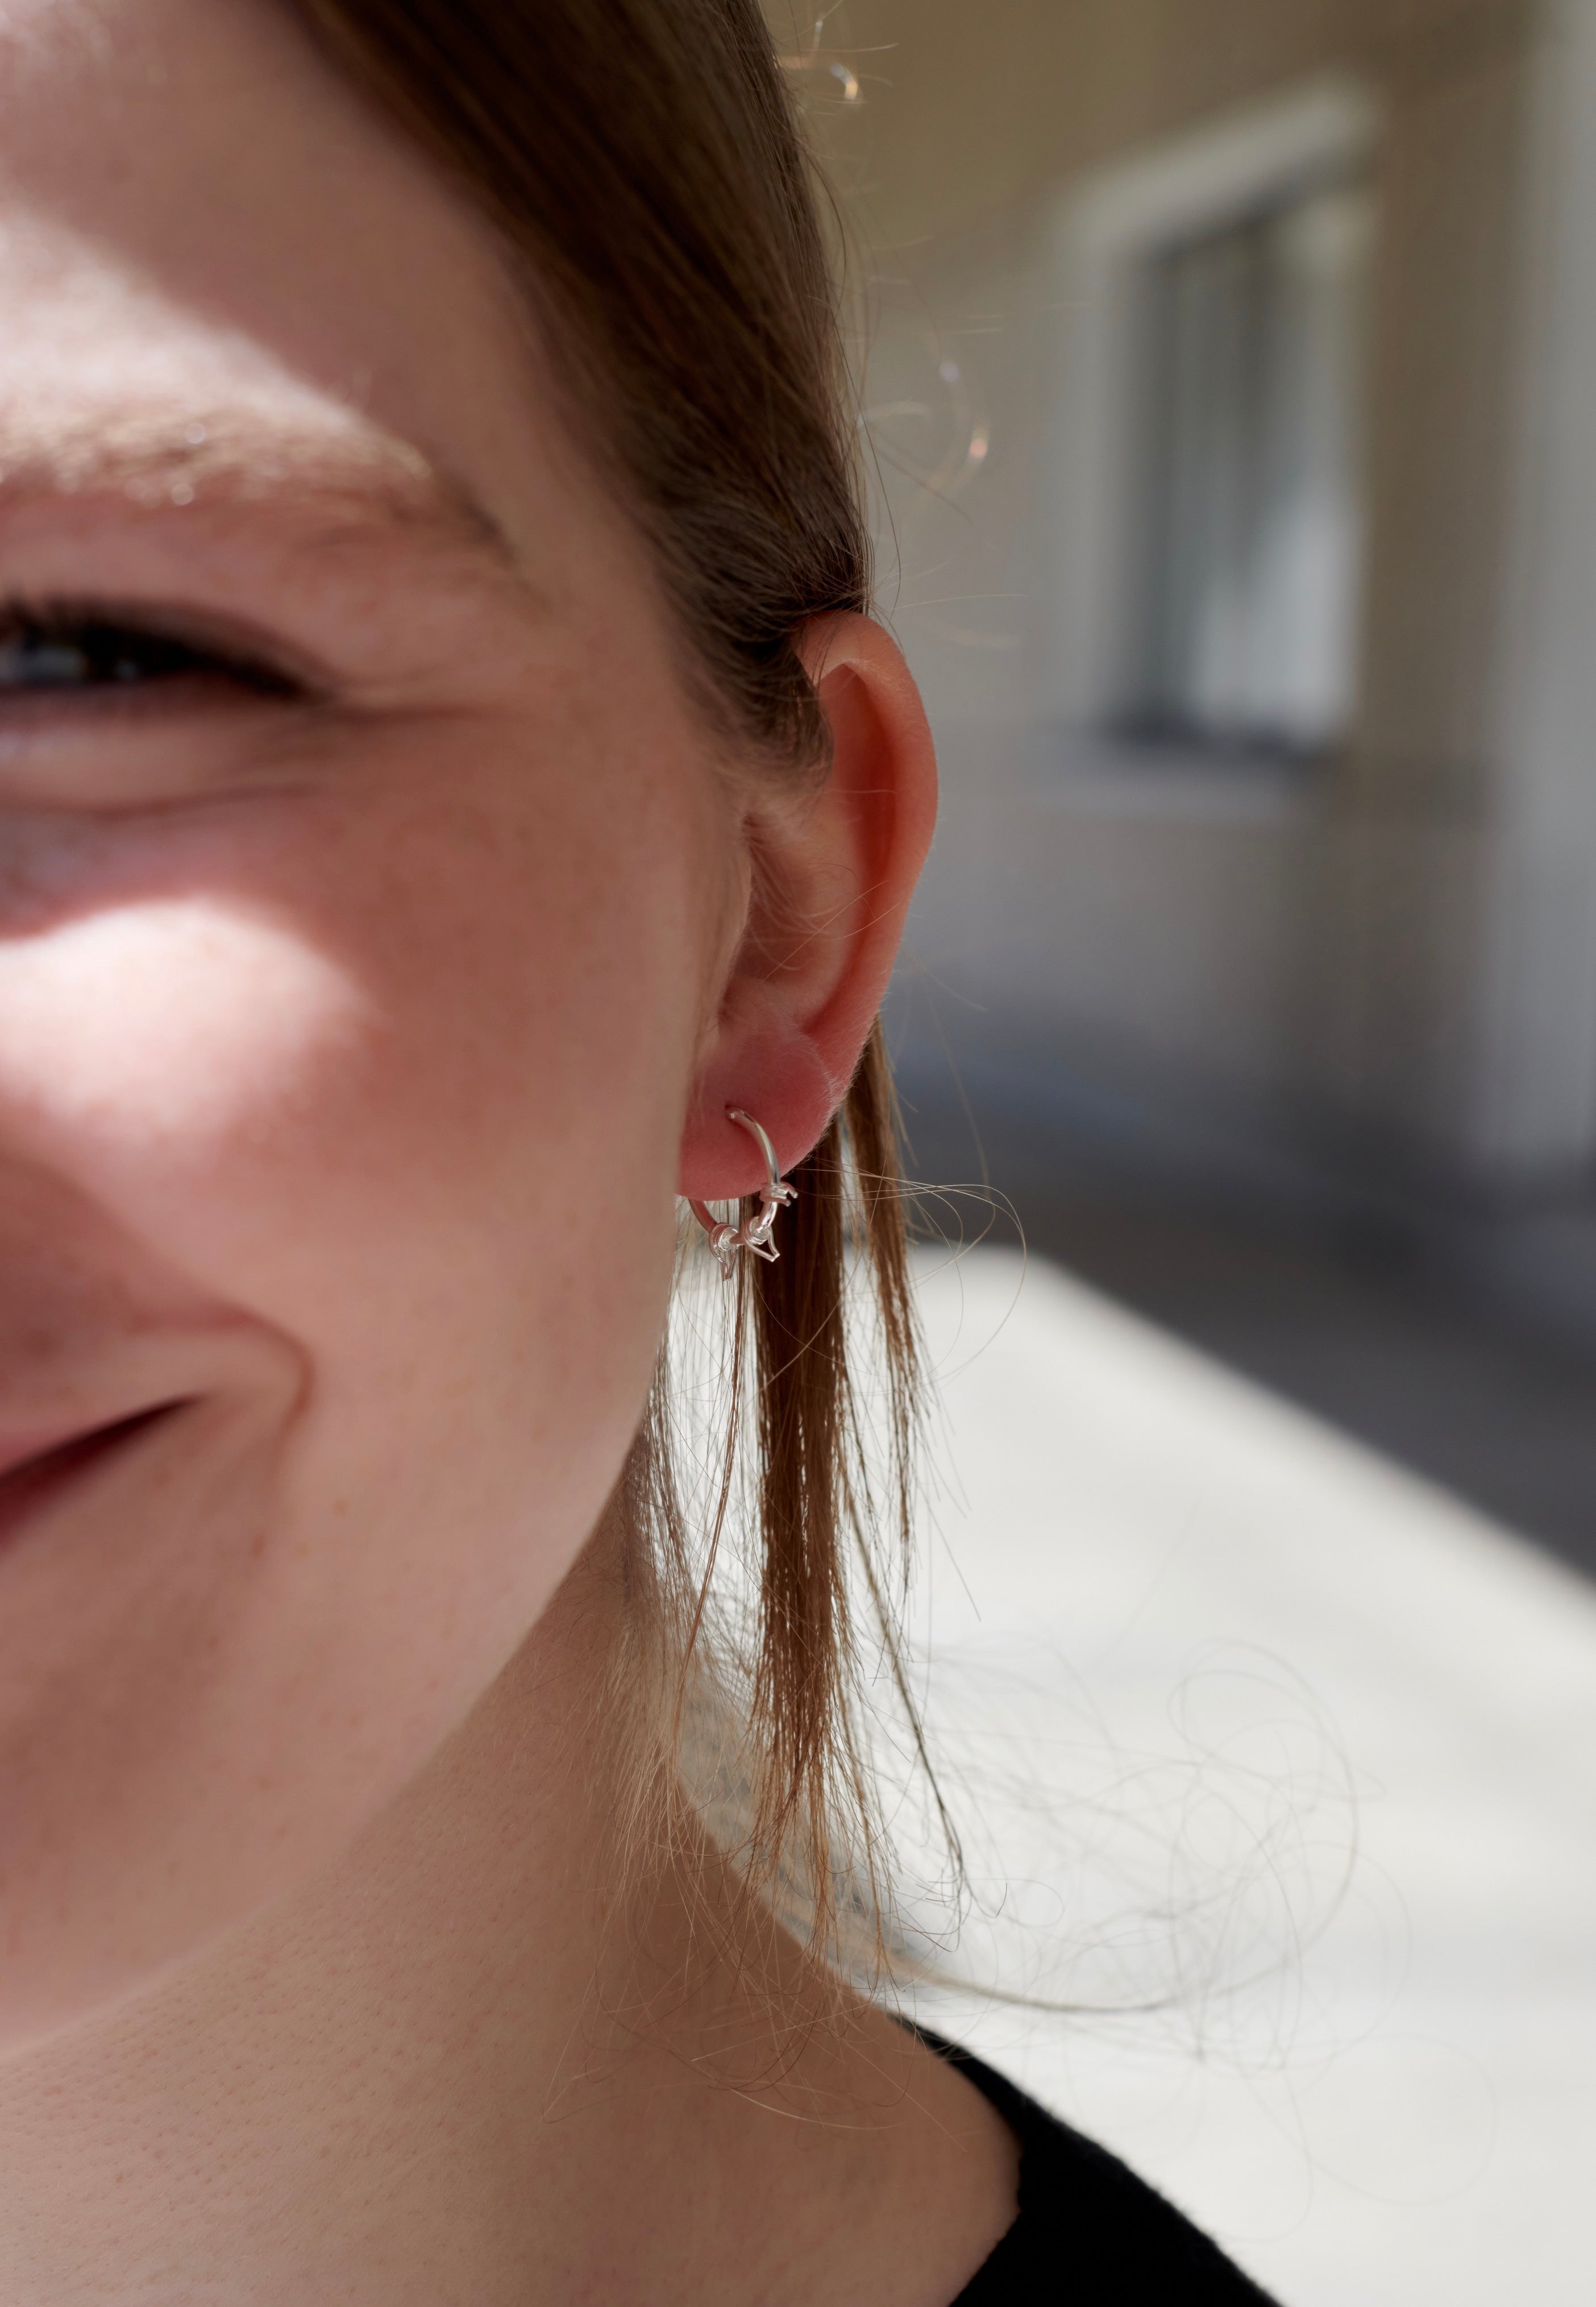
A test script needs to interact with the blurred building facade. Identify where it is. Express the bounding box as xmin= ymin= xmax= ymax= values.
xmin=796 ymin=0 xmax=1596 ymax=1335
